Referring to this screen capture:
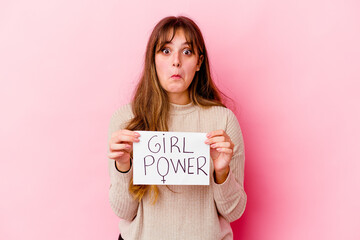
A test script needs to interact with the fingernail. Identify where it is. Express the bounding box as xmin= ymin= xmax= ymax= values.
xmin=134 ymin=132 xmax=140 ymax=136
